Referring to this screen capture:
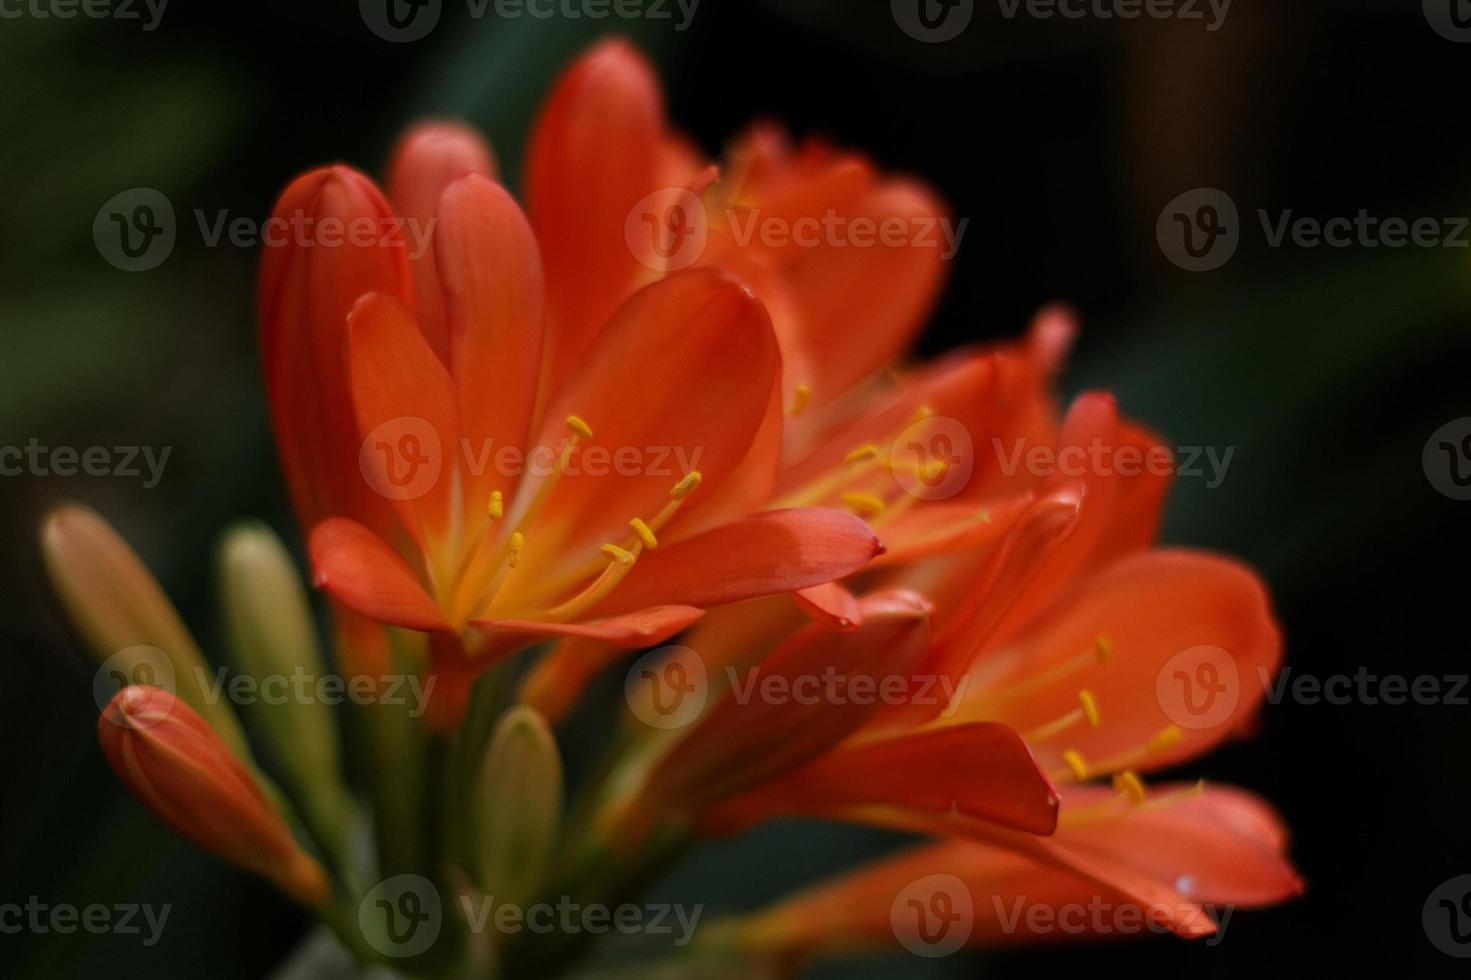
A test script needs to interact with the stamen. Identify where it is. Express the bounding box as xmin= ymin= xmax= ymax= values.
xmin=1061 ymin=749 xmax=1088 ymax=781
xmin=840 ymin=492 xmax=887 ymax=518
xmin=566 ymin=415 xmax=594 ymax=440
xmin=1078 ymin=689 xmax=1100 ymax=727
xmin=629 ymin=518 xmax=658 ymax=549
xmin=1112 ymin=770 xmax=1146 ymax=805
xmin=1021 ymin=689 xmax=1101 ymax=743
xmin=487 ymin=490 xmax=504 ymax=520
xmin=1095 ymin=635 xmax=1114 ymax=662
xmin=1147 ymin=725 xmax=1182 ymax=753
xmin=973 ymin=635 xmax=1115 ymax=709
xmin=506 ymin=532 xmax=524 ymax=569
xmin=787 ymin=383 xmax=812 ymax=417
xmin=846 ymin=444 xmax=880 ymax=464
xmin=672 ymin=472 xmax=702 ymax=499
xmin=1082 ymin=725 xmax=1186 ymax=779
xmin=601 ymin=543 xmax=637 ymax=566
